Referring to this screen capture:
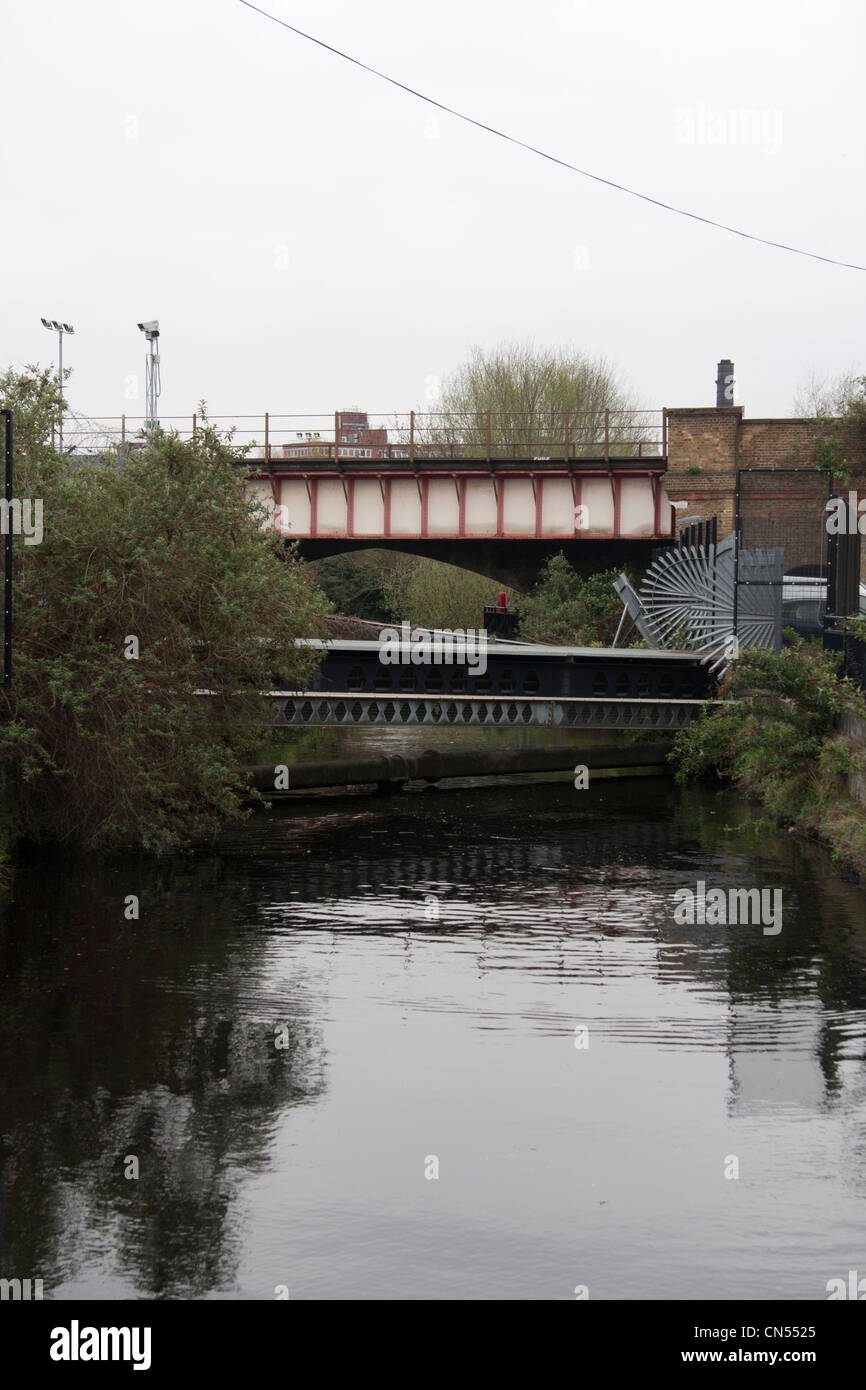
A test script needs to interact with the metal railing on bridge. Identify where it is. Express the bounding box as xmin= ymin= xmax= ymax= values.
xmin=57 ymin=409 xmax=667 ymax=467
